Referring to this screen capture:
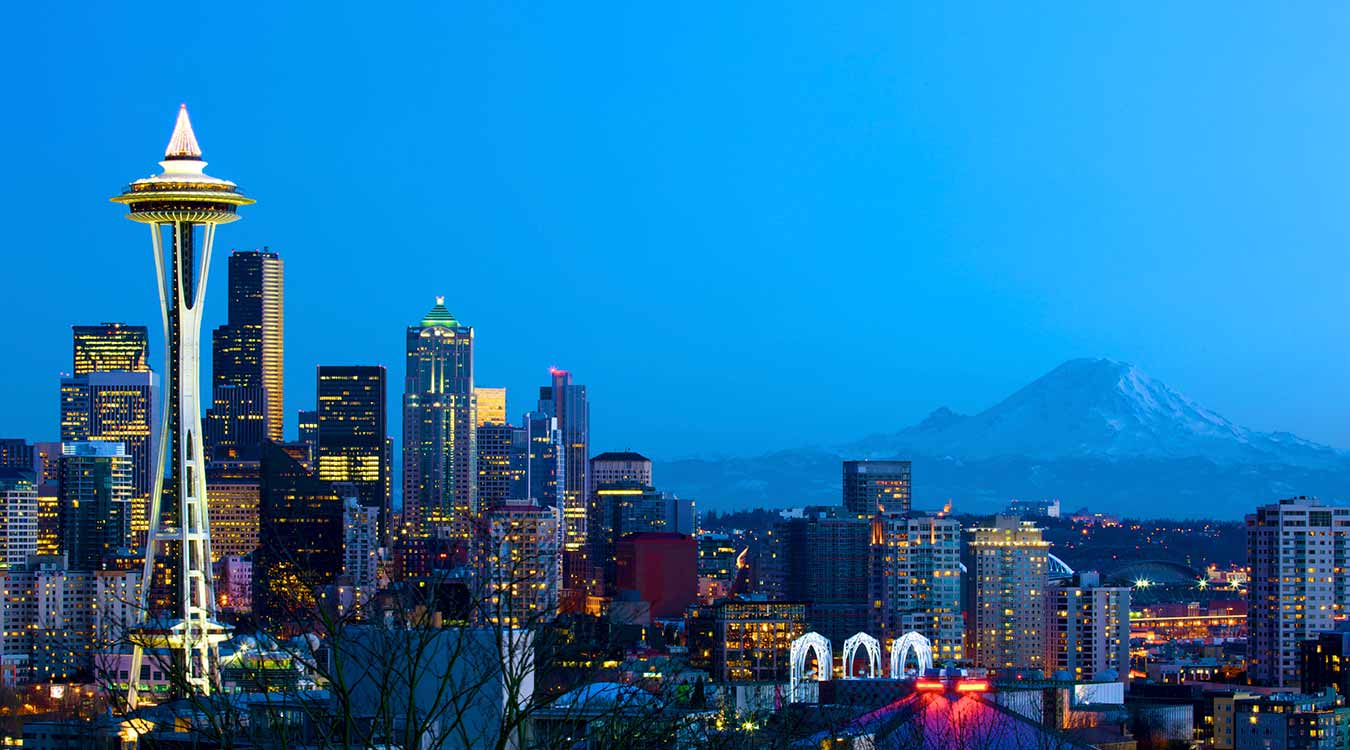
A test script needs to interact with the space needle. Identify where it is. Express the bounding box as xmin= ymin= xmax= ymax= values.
xmin=112 ymin=105 xmax=252 ymax=702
